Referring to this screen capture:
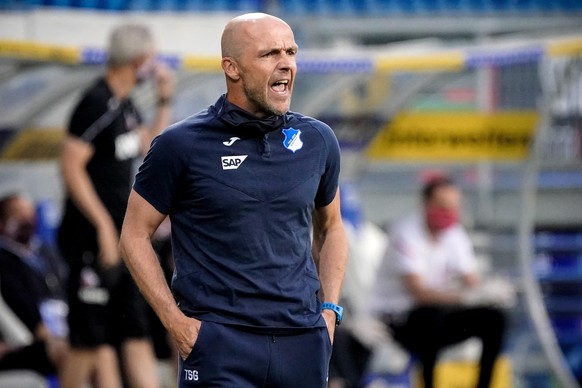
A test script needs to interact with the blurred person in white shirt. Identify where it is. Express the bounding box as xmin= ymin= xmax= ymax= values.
xmin=369 ymin=175 xmax=510 ymax=388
